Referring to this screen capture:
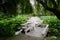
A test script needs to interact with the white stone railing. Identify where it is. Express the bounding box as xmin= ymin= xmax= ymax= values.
xmin=41 ymin=24 xmax=49 ymax=37
xmin=21 ymin=20 xmax=43 ymax=34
